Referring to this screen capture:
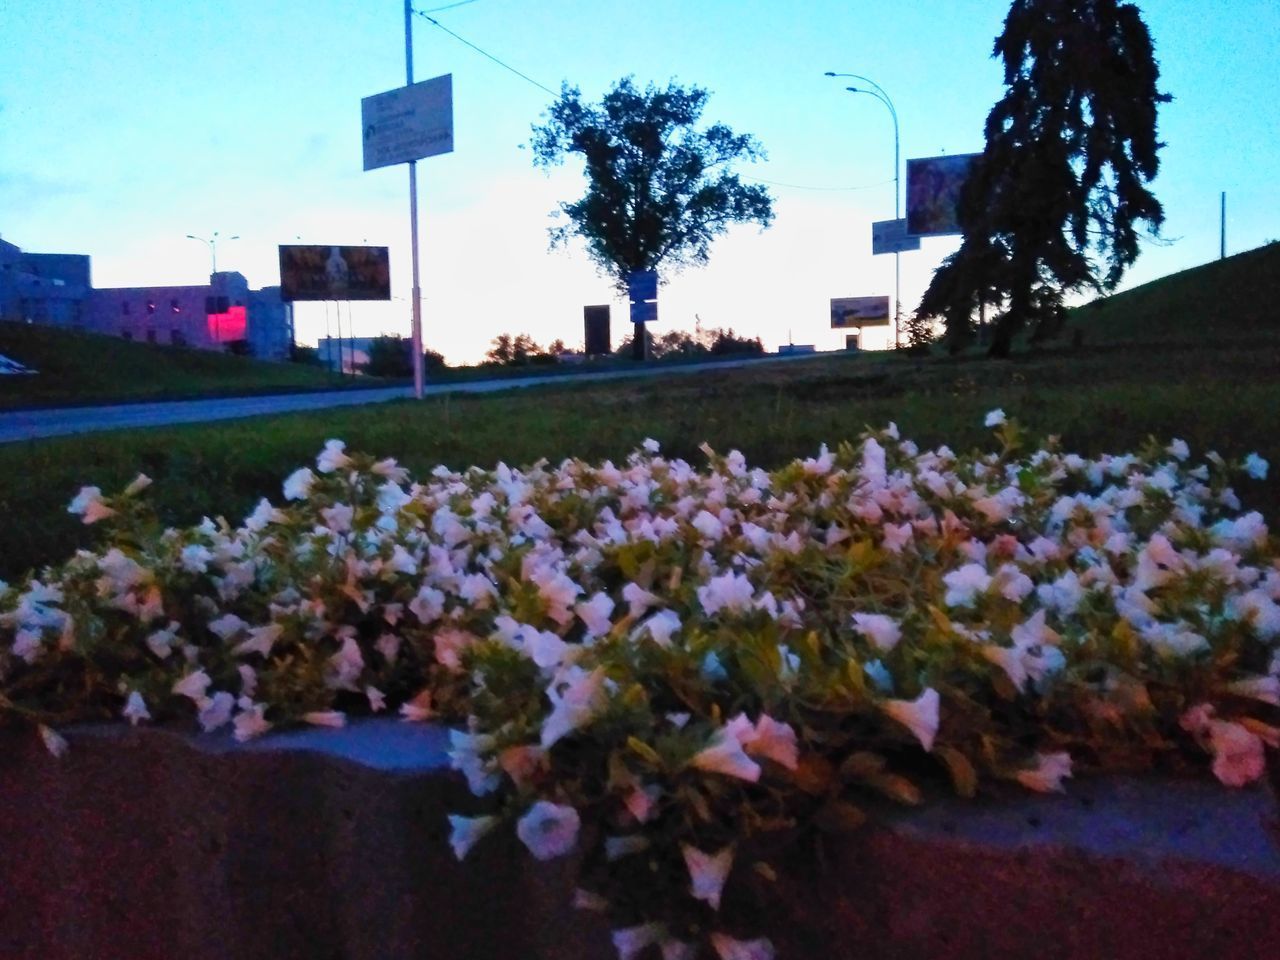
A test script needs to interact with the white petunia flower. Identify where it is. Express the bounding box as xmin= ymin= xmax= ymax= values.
xmin=682 ymin=843 xmax=734 ymax=910
xmin=400 ymin=688 xmax=434 ymax=723
xmin=882 ymin=687 xmax=941 ymax=752
xmin=516 ymin=800 xmax=581 ymax=861
xmin=1228 ymin=675 xmax=1280 ymax=705
xmin=1166 ymin=438 xmax=1190 ymax=461
xmin=1208 ymin=721 xmax=1266 ymax=787
xmin=637 ymin=609 xmax=681 ymax=647
xmin=690 ymin=720 xmax=762 ymax=782
xmin=39 ymin=725 xmax=69 ymax=758
xmin=851 ymin=612 xmax=902 ymax=652
xmin=244 ymin=498 xmax=284 ymax=531
xmin=1244 ymin=453 xmax=1269 ymax=480
xmin=232 ymin=702 xmax=273 ymax=742
xmin=622 ymin=582 xmax=661 ymax=618
xmin=316 ymin=439 xmax=353 ymax=474
xmin=711 ymin=933 xmax=776 ymax=960
xmin=376 ymin=481 xmax=412 ymax=514
xmin=122 ymin=691 xmax=151 ymax=726
xmin=282 ymin=467 xmax=316 ymax=501
xmin=575 ymin=591 xmax=616 ymax=637
xmin=642 ymin=437 xmax=661 ymax=454
xmin=943 ymin=564 xmax=992 ymax=608
xmin=172 ymin=669 xmax=212 ymax=703
xmin=233 ymin=623 xmax=282 ymax=659
xmin=541 ymin=666 xmax=609 ymax=748
xmin=612 ymin=923 xmax=665 ymax=960
xmin=198 ymin=691 xmax=235 ymax=732
xmin=68 ymin=486 xmax=115 ymax=525
xmin=365 ymin=686 xmax=387 ymax=712
xmin=697 ymin=571 xmax=756 ymax=616
xmin=984 ymin=408 xmax=1006 ymax=428
xmin=1015 ymin=752 xmax=1073 ymax=793
xmin=742 ymin=714 xmax=799 ymax=770
xmin=447 ymin=814 xmax=497 ymax=860
xmin=180 ymin=544 xmax=214 ymax=574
